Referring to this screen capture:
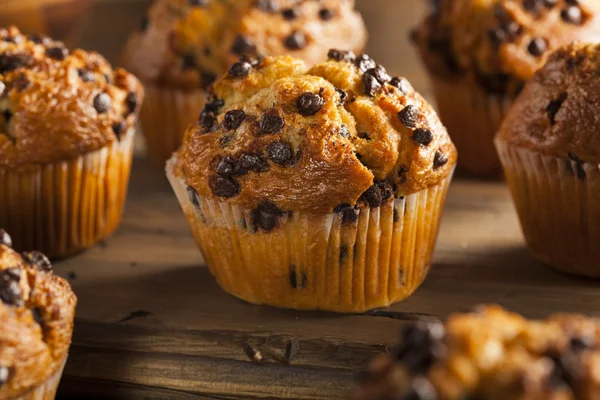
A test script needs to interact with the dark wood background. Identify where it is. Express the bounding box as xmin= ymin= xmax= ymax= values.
xmin=10 ymin=1 xmax=595 ymax=399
